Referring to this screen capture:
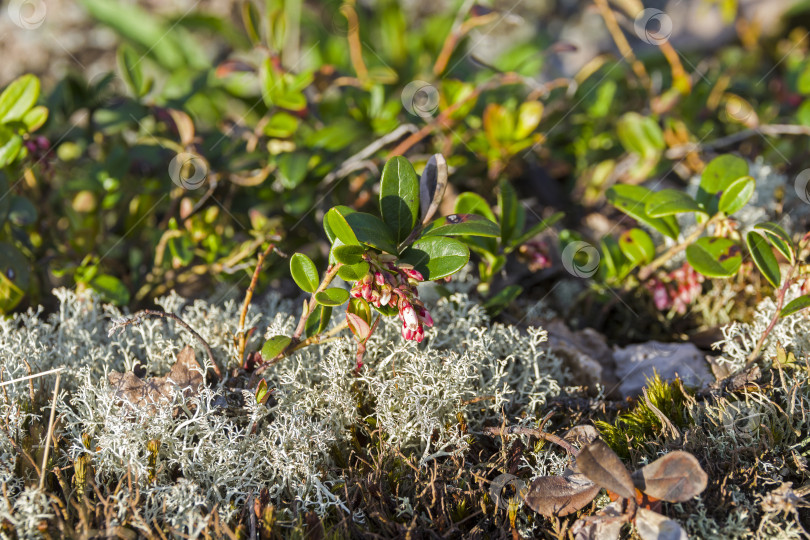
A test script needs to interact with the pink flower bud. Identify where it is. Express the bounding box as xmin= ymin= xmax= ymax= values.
xmin=417 ymin=307 xmax=433 ymax=327
xmin=400 ymin=302 xmax=419 ymax=330
xmin=402 ymin=268 xmax=424 ymax=281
